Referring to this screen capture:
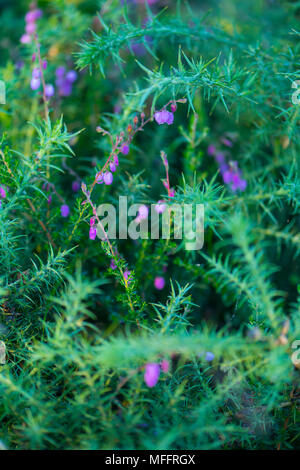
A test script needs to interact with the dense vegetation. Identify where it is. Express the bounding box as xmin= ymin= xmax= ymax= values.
xmin=0 ymin=0 xmax=299 ymax=450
